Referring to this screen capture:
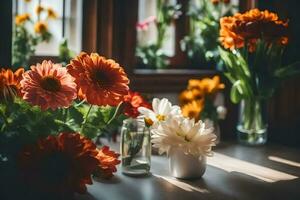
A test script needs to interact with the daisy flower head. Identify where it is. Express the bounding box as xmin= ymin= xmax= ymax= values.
xmin=34 ymin=21 xmax=48 ymax=34
xmin=20 ymin=60 xmax=77 ymax=110
xmin=47 ymin=7 xmax=58 ymax=19
xmin=15 ymin=13 xmax=30 ymax=25
xmin=123 ymin=90 xmax=152 ymax=118
xmin=67 ymin=52 xmax=129 ymax=106
xmin=18 ymin=132 xmax=99 ymax=195
xmin=151 ymin=116 xmax=216 ymax=157
xmin=138 ymin=98 xmax=181 ymax=127
xmin=94 ymin=146 xmax=121 ymax=179
xmin=0 ymin=68 xmax=24 ymax=102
